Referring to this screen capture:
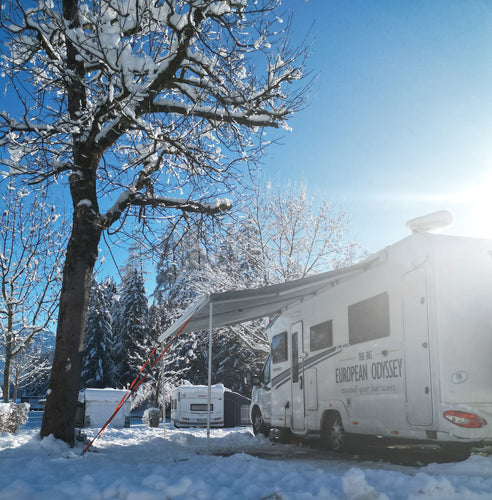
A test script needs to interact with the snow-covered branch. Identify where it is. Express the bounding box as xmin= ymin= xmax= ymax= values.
xmin=150 ymin=99 xmax=286 ymax=128
xmin=102 ymin=192 xmax=232 ymax=228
